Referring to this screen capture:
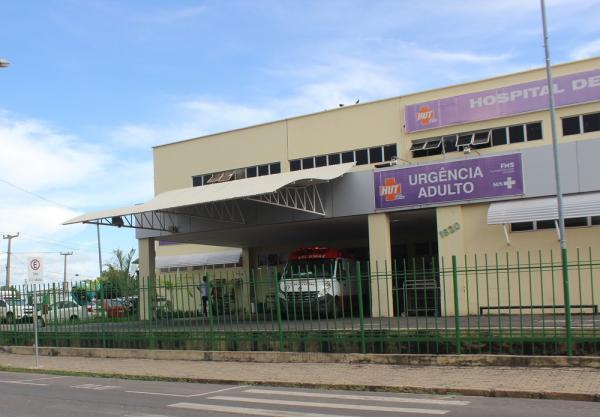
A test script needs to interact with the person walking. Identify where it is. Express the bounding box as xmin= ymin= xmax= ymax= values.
xmin=198 ymin=275 xmax=209 ymax=316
